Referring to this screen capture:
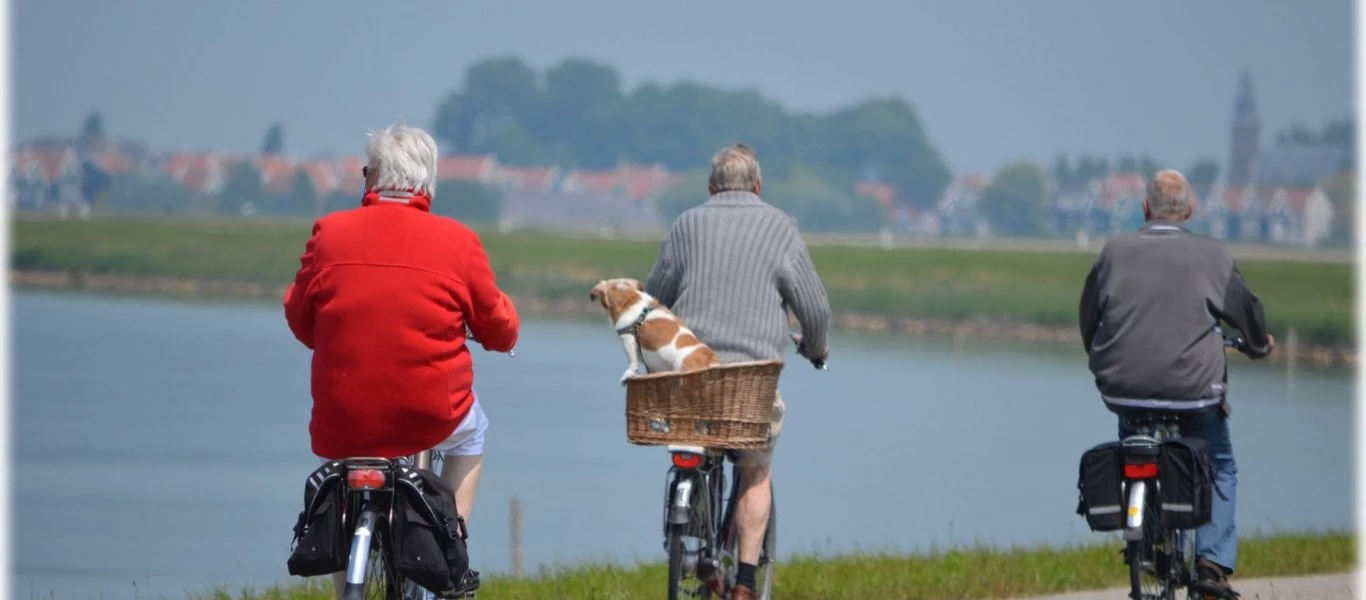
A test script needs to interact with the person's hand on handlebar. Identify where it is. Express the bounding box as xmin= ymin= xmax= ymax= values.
xmin=790 ymin=333 xmax=830 ymax=370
